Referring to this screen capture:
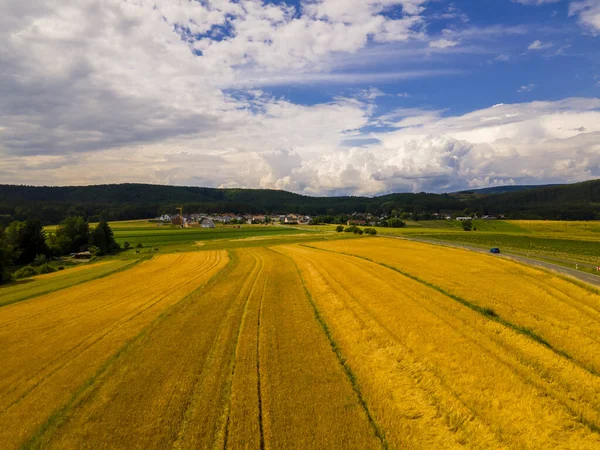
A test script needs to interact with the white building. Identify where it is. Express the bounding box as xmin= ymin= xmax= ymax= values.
xmin=201 ymin=218 xmax=215 ymax=228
